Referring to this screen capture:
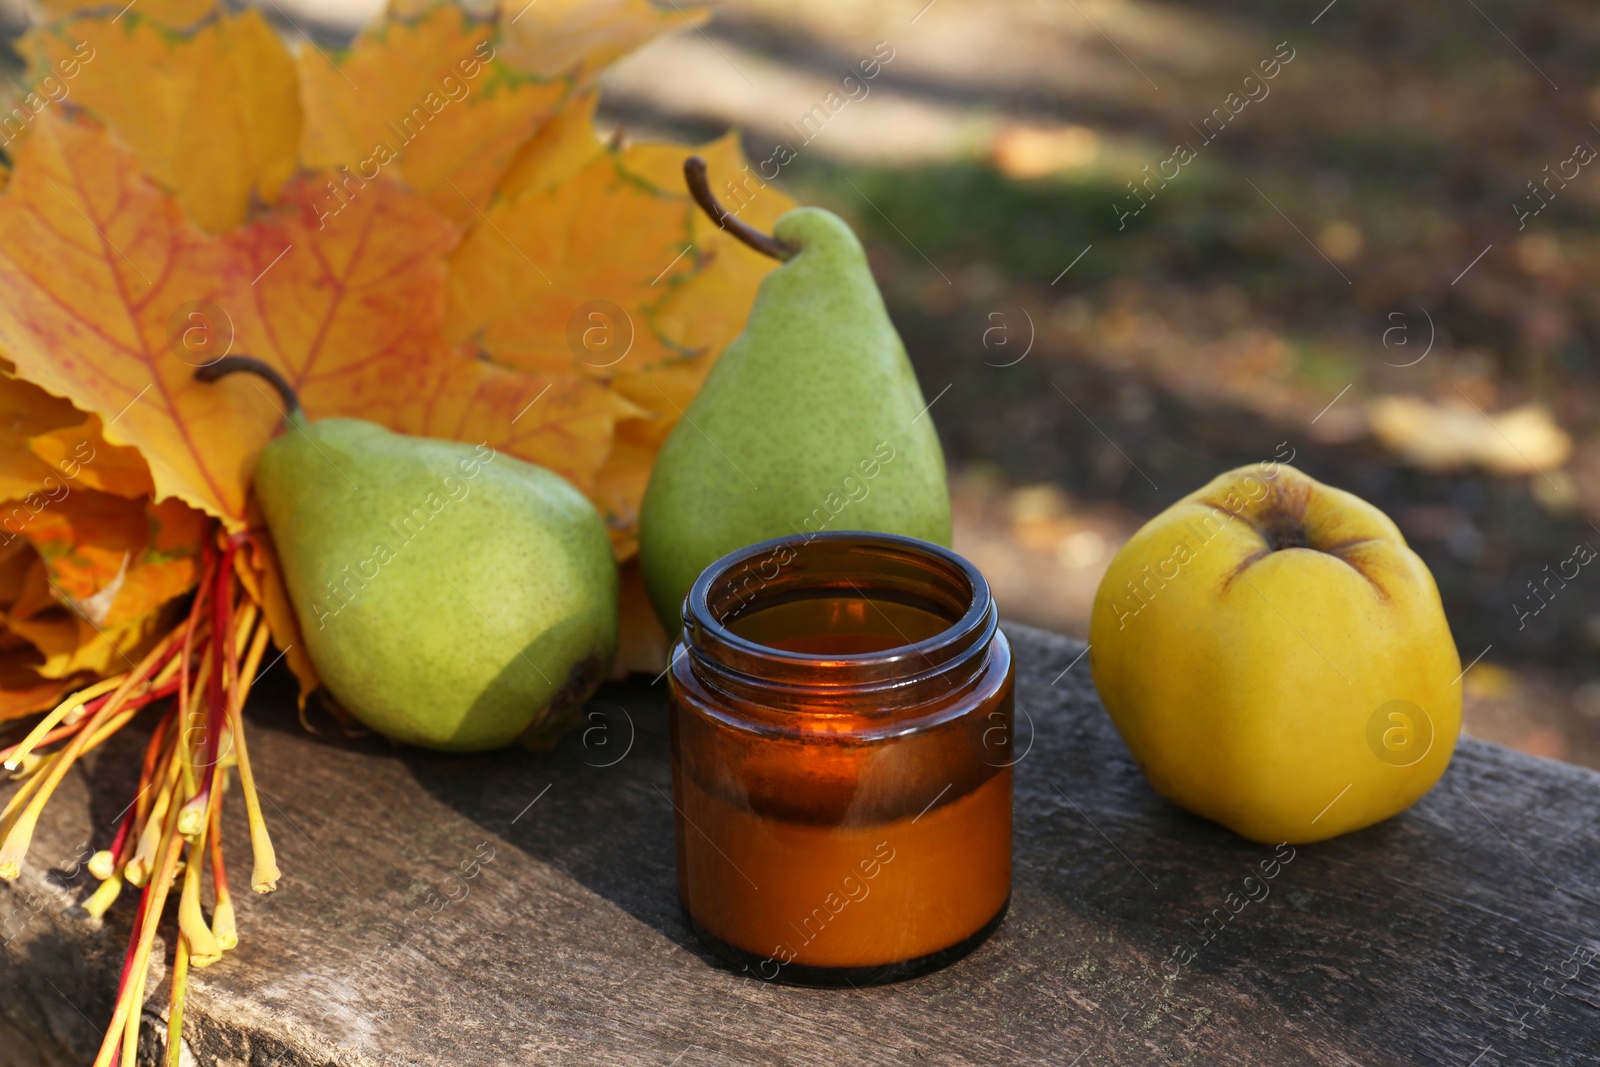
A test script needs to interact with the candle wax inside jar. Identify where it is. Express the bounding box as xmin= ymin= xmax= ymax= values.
xmin=726 ymin=595 xmax=950 ymax=655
